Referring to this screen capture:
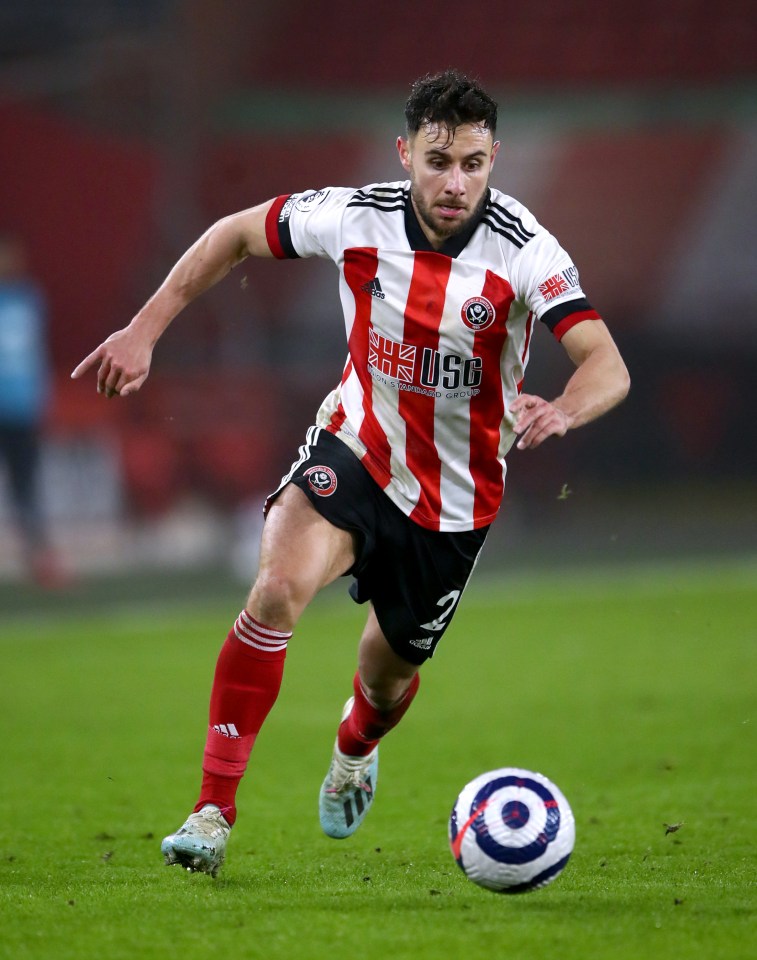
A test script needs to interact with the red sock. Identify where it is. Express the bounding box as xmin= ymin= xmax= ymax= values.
xmin=195 ymin=611 xmax=291 ymax=825
xmin=337 ymin=670 xmax=420 ymax=757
